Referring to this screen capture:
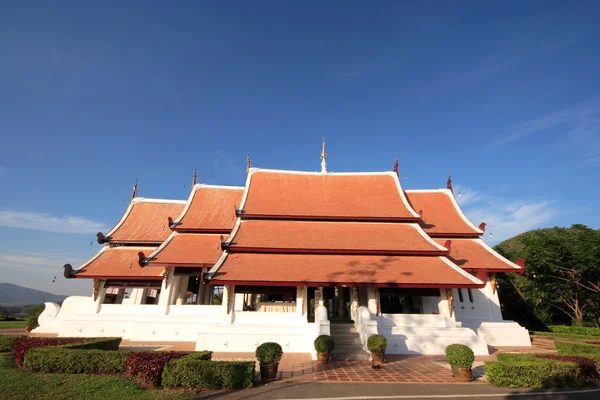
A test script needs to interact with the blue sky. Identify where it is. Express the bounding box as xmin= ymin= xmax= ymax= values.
xmin=1 ymin=1 xmax=599 ymax=296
